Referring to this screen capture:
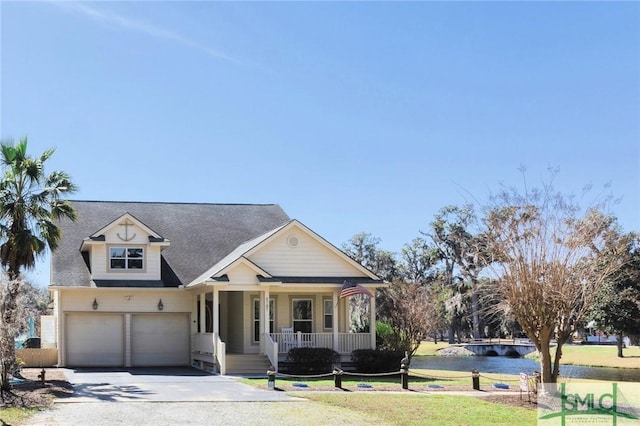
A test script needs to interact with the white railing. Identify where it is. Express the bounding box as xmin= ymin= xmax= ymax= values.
xmin=269 ymin=332 xmax=371 ymax=354
xmin=215 ymin=333 xmax=226 ymax=375
xmin=192 ymin=333 xmax=214 ymax=355
xmin=263 ymin=333 xmax=278 ymax=370
xmin=338 ymin=333 xmax=371 ymax=353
